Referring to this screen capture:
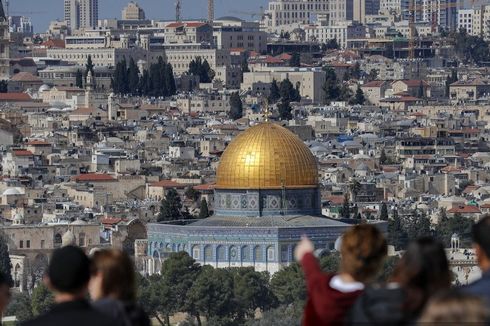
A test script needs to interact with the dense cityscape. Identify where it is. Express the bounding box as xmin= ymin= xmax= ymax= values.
xmin=0 ymin=0 xmax=488 ymax=325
